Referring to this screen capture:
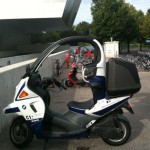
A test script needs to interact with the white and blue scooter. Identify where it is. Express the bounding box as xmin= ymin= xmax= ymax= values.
xmin=3 ymin=36 xmax=141 ymax=148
